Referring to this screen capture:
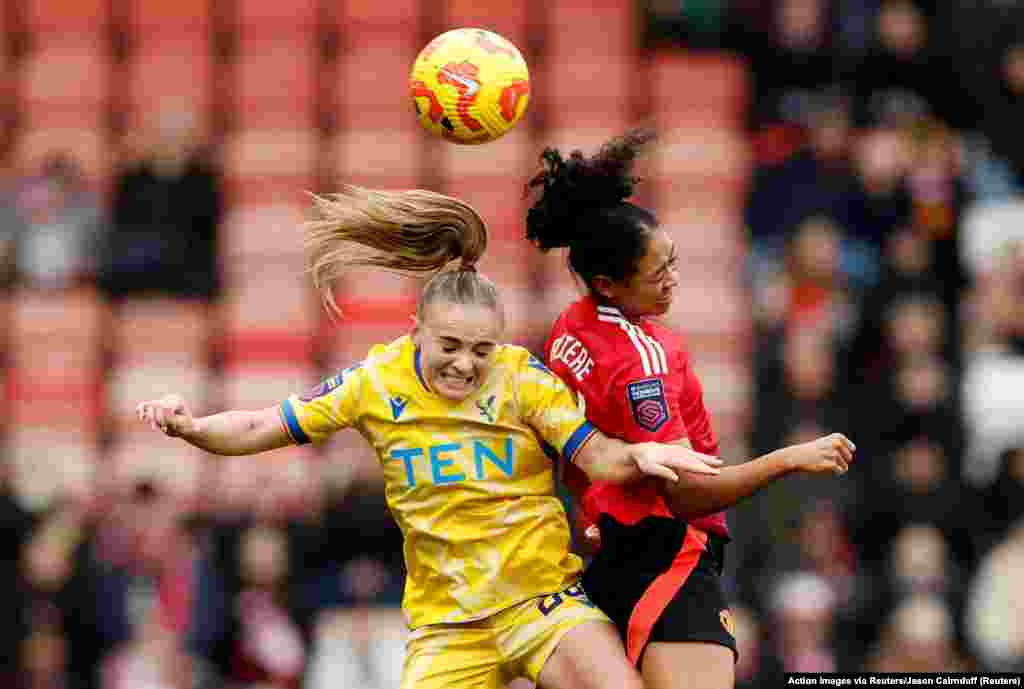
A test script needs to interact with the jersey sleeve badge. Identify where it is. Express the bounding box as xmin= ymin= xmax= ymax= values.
xmin=626 ymin=378 xmax=670 ymax=432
